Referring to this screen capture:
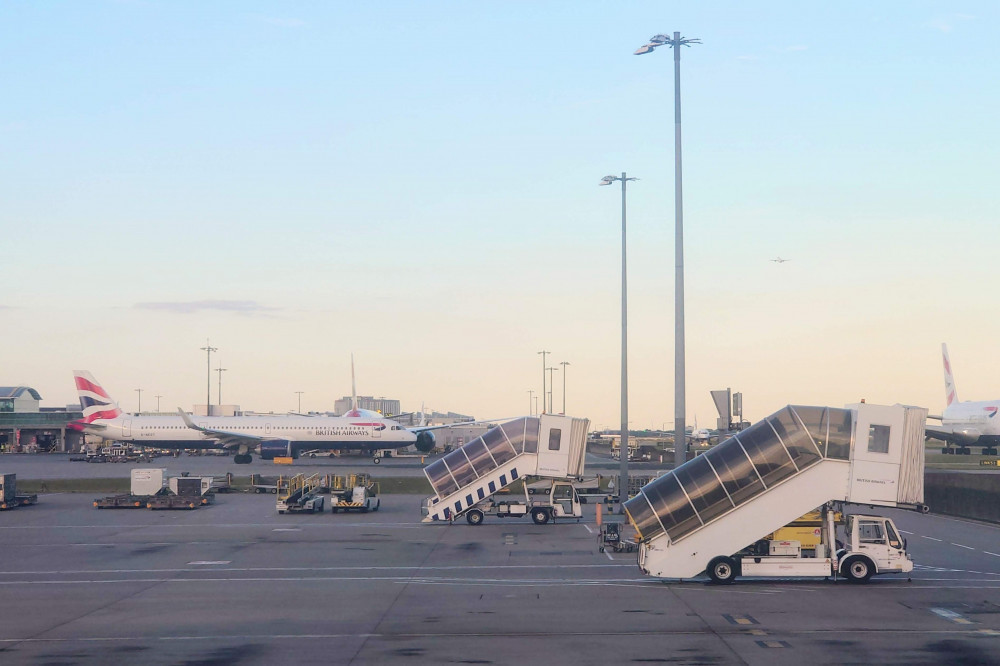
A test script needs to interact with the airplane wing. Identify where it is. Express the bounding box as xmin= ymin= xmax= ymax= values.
xmin=925 ymin=422 xmax=980 ymax=445
xmin=177 ymin=409 xmax=266 ymax=449
xmin=408 ymin=416 xmax=518 ymax=434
